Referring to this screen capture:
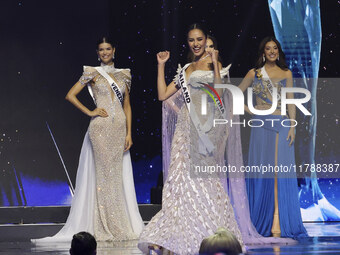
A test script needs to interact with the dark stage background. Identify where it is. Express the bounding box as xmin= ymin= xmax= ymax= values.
xmin=0 ymin=0 xmax=339 ymax=211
